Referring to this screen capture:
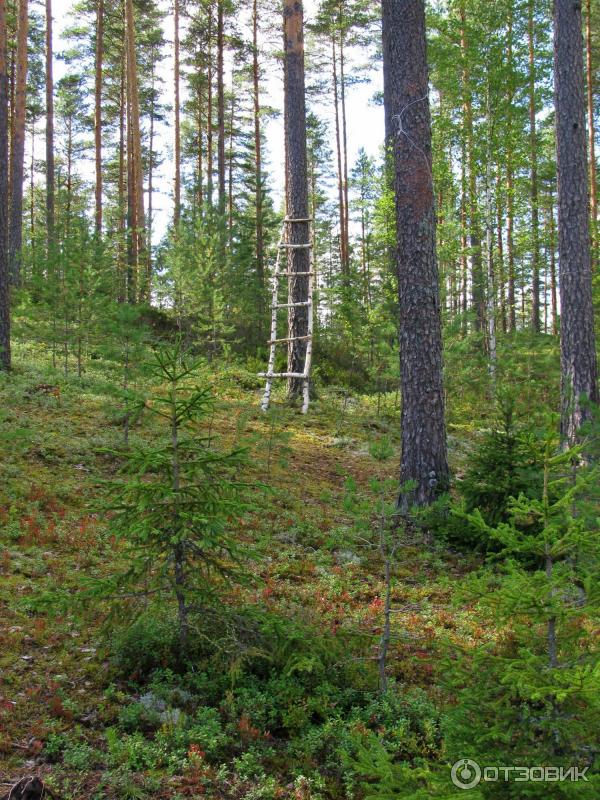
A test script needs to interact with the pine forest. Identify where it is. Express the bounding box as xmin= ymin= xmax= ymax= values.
xmin=0 ymin=0 xmax=599 ymax=797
